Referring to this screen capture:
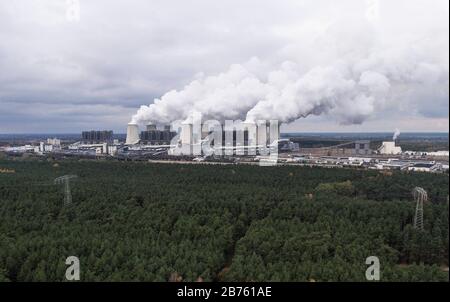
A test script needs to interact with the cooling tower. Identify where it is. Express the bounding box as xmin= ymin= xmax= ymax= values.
xmin=126 ymin=123 xmax=140 ymax=145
